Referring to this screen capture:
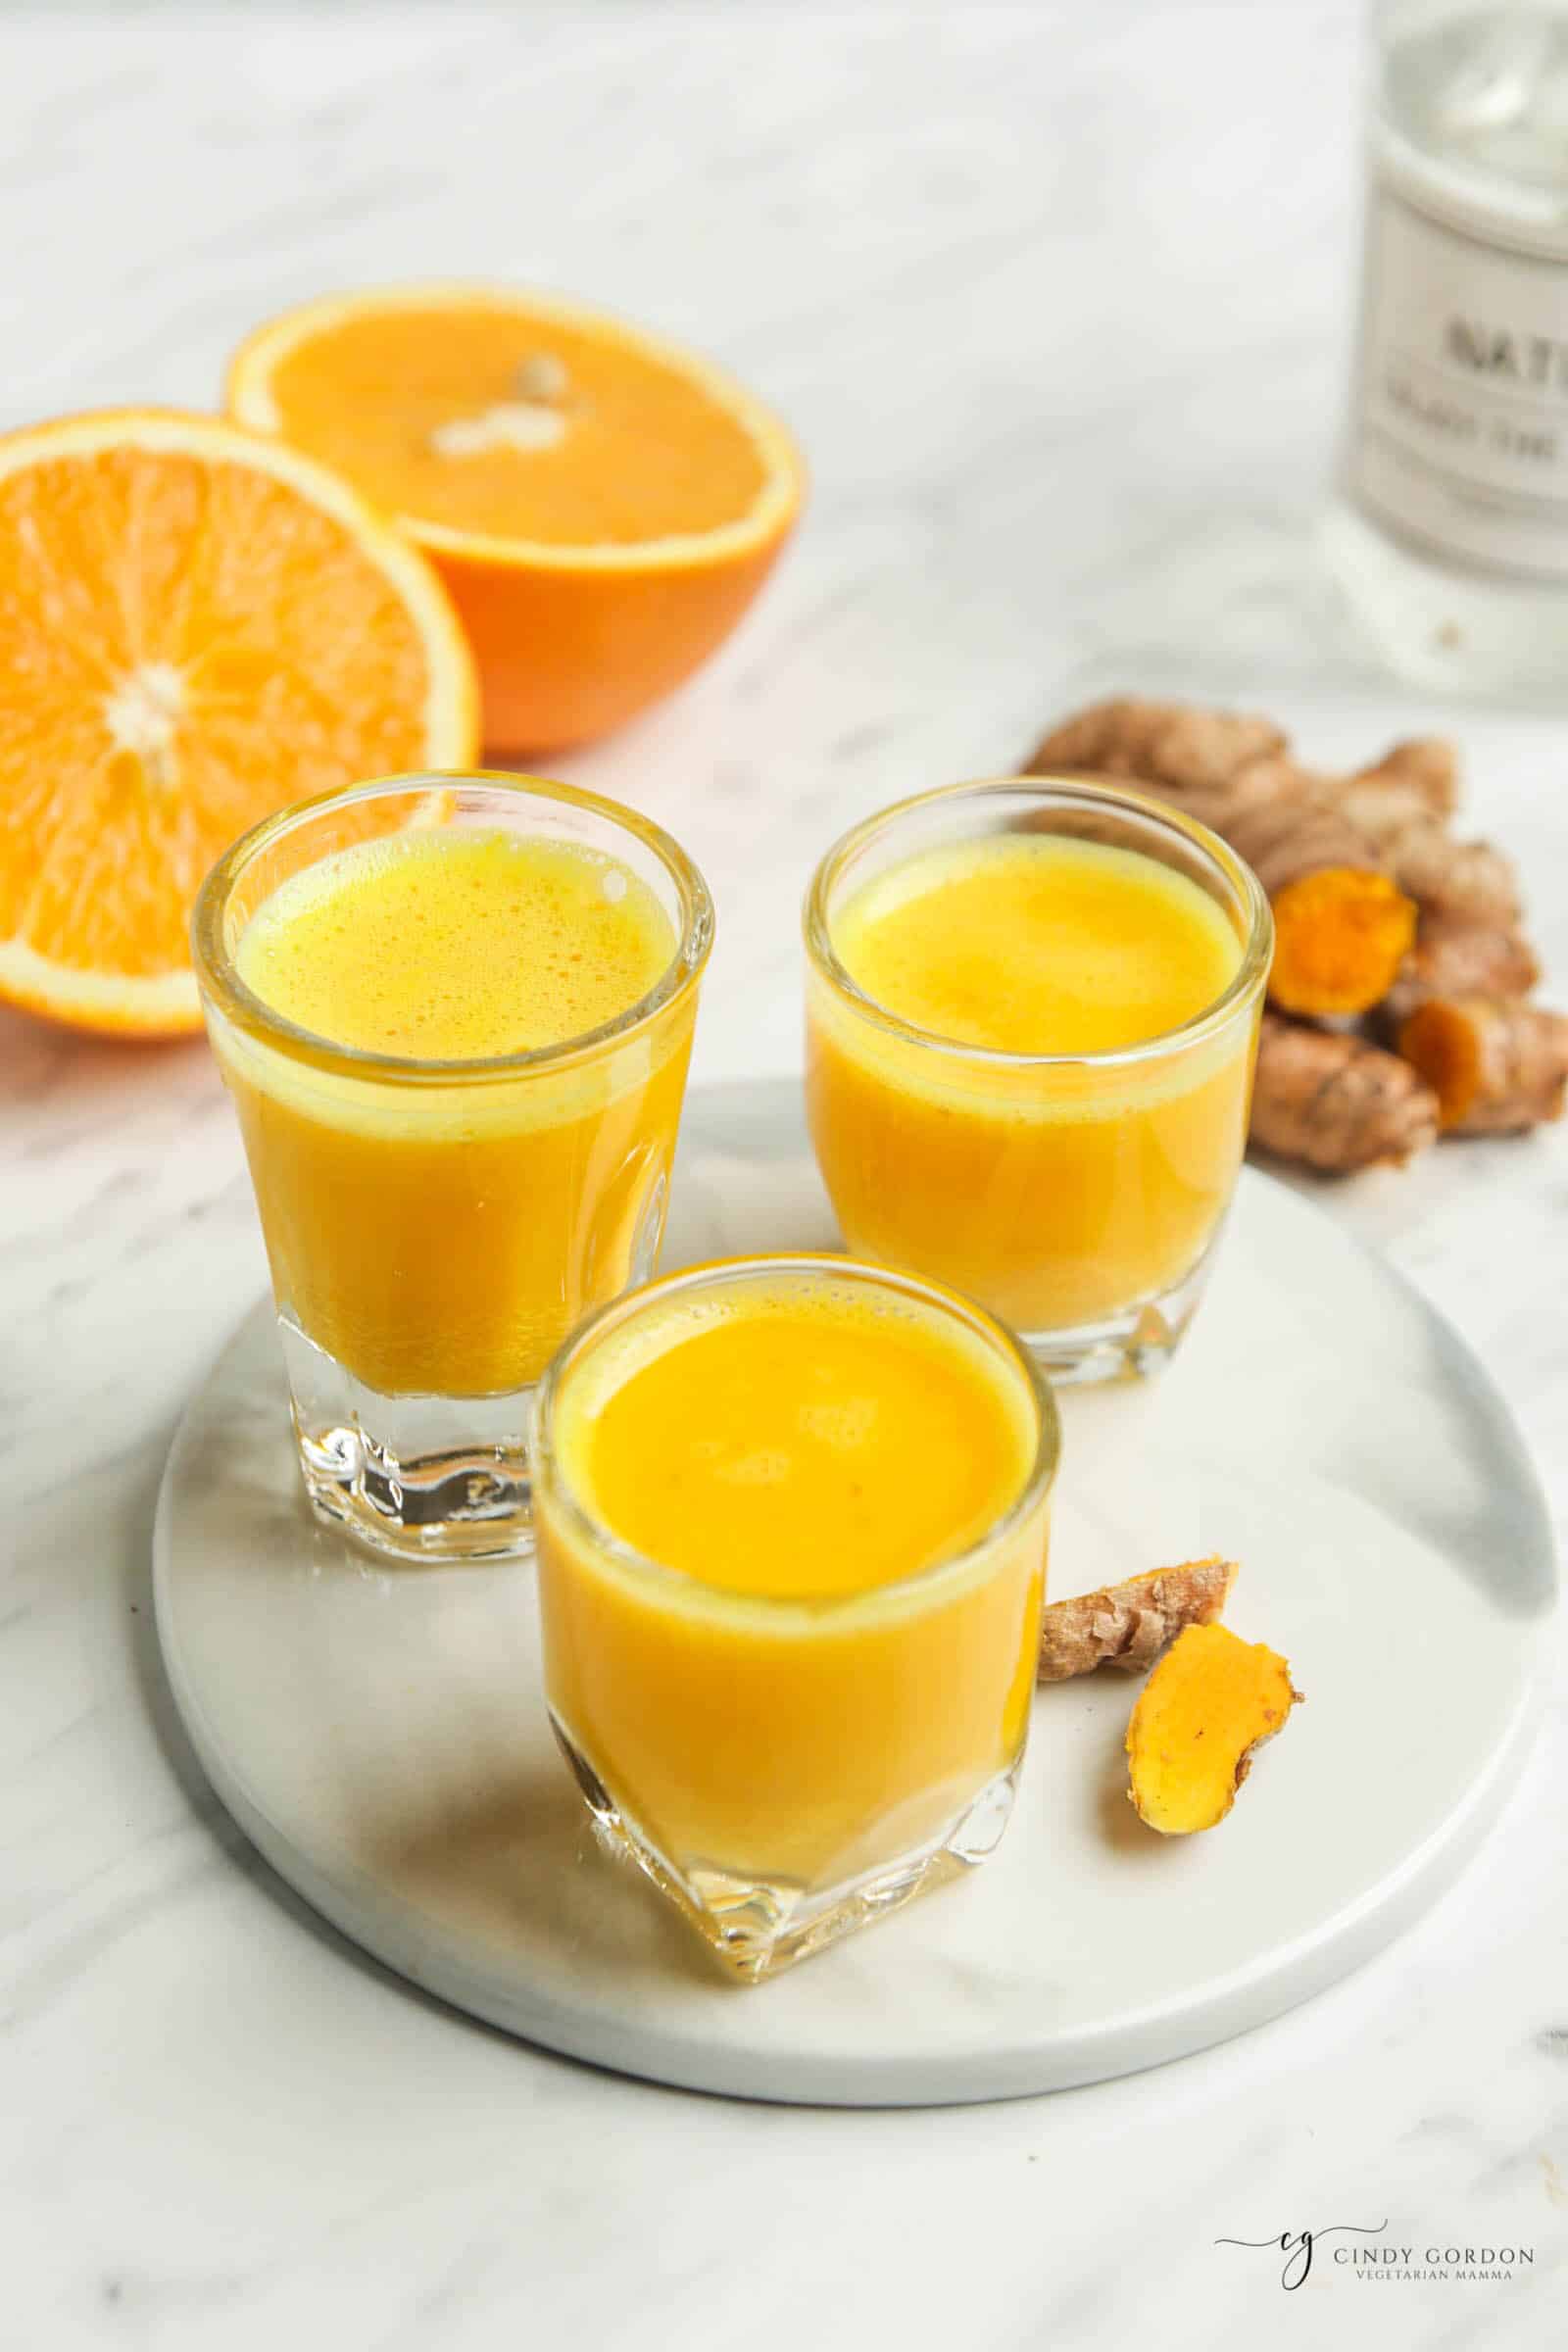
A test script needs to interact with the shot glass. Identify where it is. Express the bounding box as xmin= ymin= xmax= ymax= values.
xmin=531 ymin=1252 xmax=1058 ymax=1982
xmin=805 ymin=777 xmax=1272 ymax=1385
xmin=192 ymin=773 xmax=712 ymax=1562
